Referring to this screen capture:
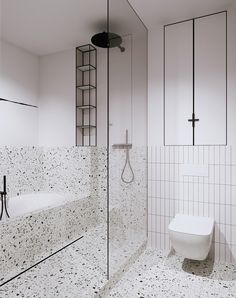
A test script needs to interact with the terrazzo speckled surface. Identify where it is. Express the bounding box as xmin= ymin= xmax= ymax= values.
xmin=0 ymin=224 xmax=107 ymax=298
xmin=0 ymin=146 xmax=108 ymax=285
xmin=0 ymin=146 xmax=107 ymax=201
xmin=109 ymin=146 xmax=148 ymax=276
xmin=109 ymin=146 xmax=147 ymax=233
xmin=2 ymin=246 xmax=236 ymax=298
xmin=0 ymin=146 xmax=44 ymax=198
xmin=0 ymin=223 xmax=147 ymax=298
xmin=108 ymin=249 xmax=236 ymax=298
xmin=0 ymin=194 xmax=99 ymax=284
